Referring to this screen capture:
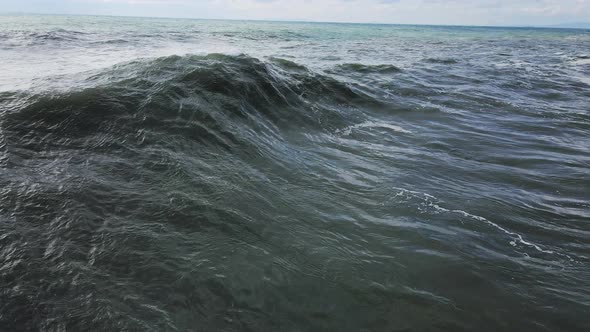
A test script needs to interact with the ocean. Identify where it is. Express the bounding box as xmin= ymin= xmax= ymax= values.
xmin=0 ymin=15 xmax=589 ymax=331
